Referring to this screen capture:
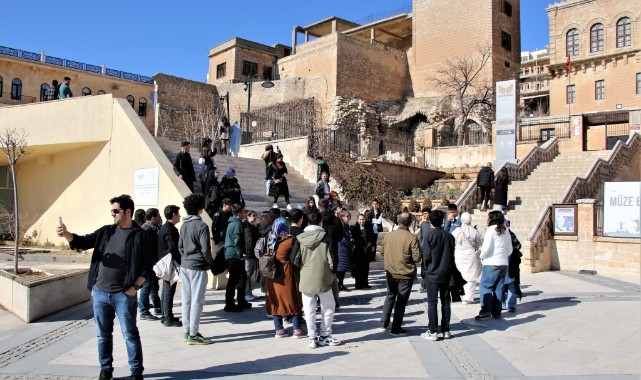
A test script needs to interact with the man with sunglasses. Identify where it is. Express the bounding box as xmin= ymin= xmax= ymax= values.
xmin=57 ymin=194 xmax=152 ymax=380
